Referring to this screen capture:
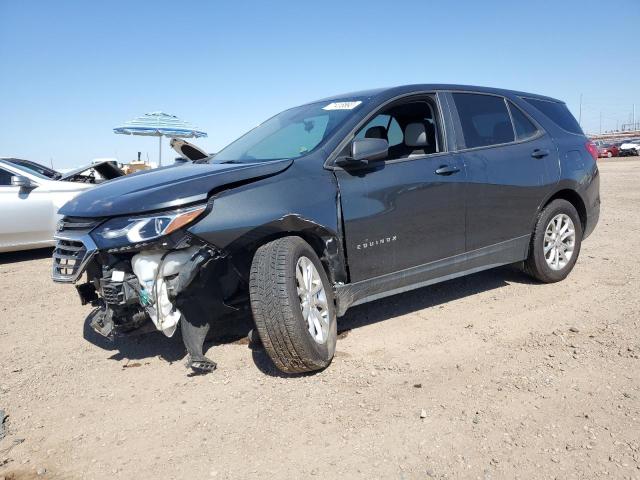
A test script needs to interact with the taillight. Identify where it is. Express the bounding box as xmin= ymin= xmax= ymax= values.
xmin=585 ymin=141 xmax=599 ymax=161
